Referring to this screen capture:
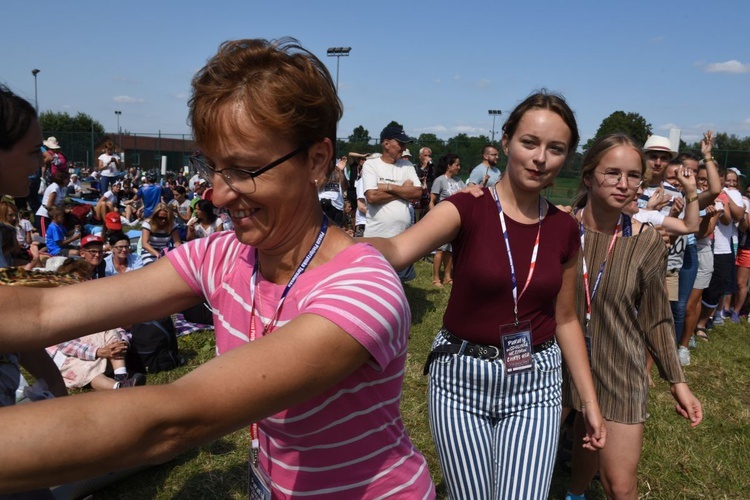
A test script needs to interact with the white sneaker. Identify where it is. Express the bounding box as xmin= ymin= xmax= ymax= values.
xmin=678 ymin=346 xmax=691 ymax=366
